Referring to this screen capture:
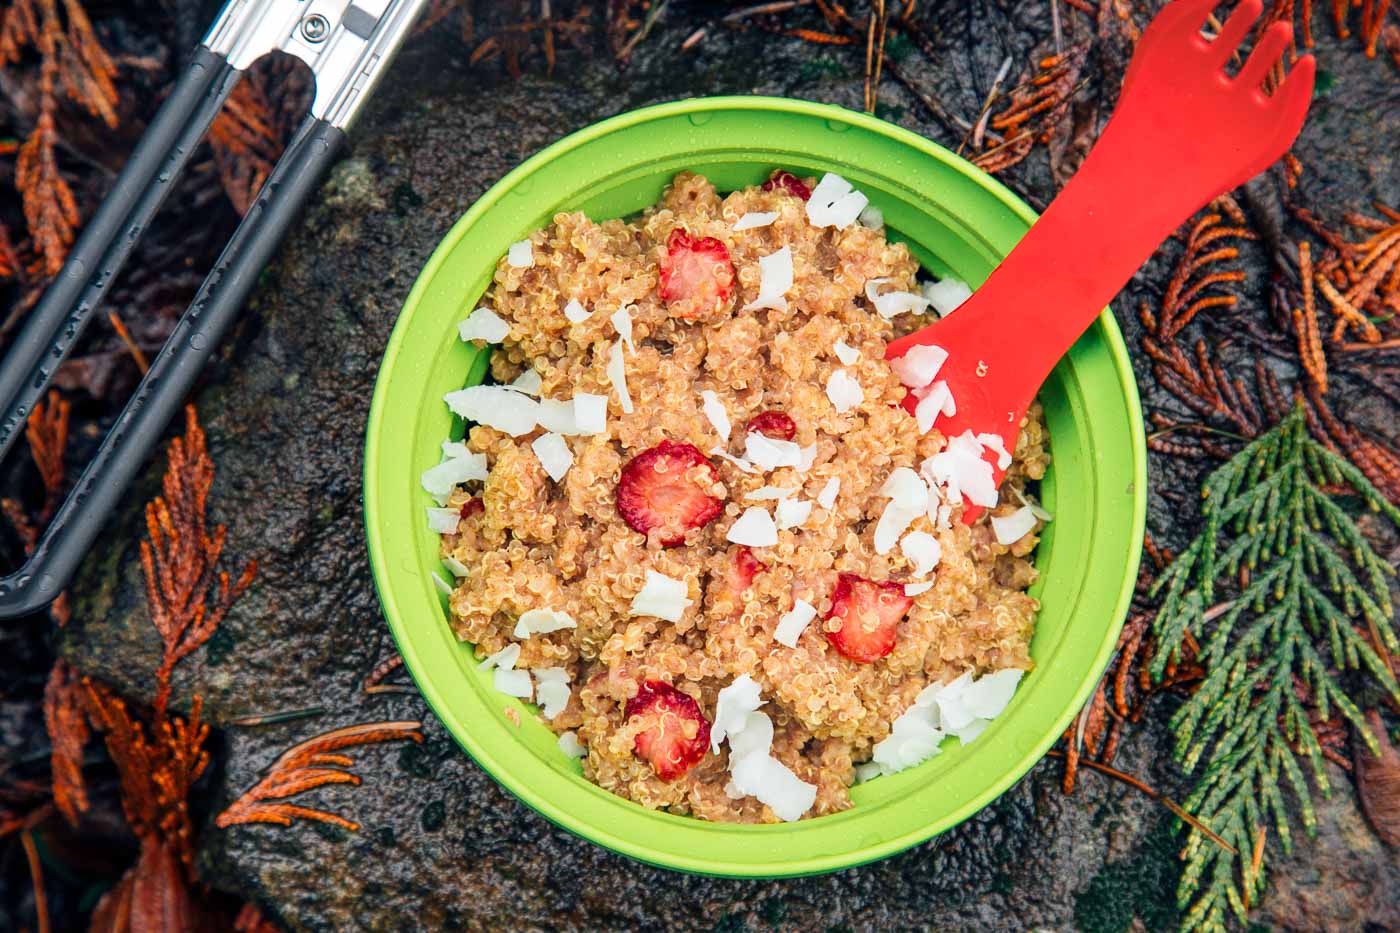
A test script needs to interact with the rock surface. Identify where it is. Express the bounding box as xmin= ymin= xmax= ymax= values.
xmin=62 ymin=3 xmax=1400 ymax=930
